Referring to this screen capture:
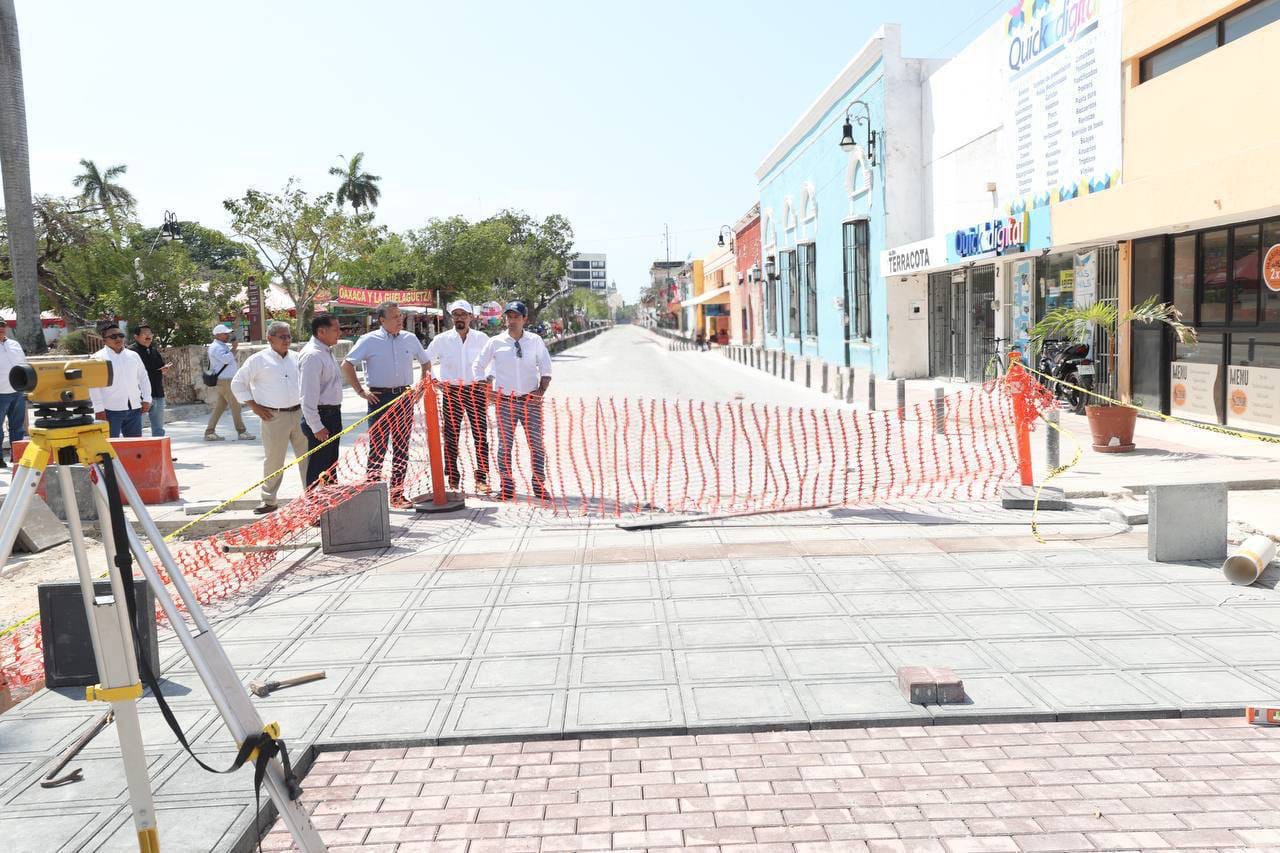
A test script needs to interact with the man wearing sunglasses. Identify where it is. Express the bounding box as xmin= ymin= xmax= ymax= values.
xmin=472 ymin=300 xmax=552 ymax=501
xmin=89 ymin=321 xmax=152 ymax=438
